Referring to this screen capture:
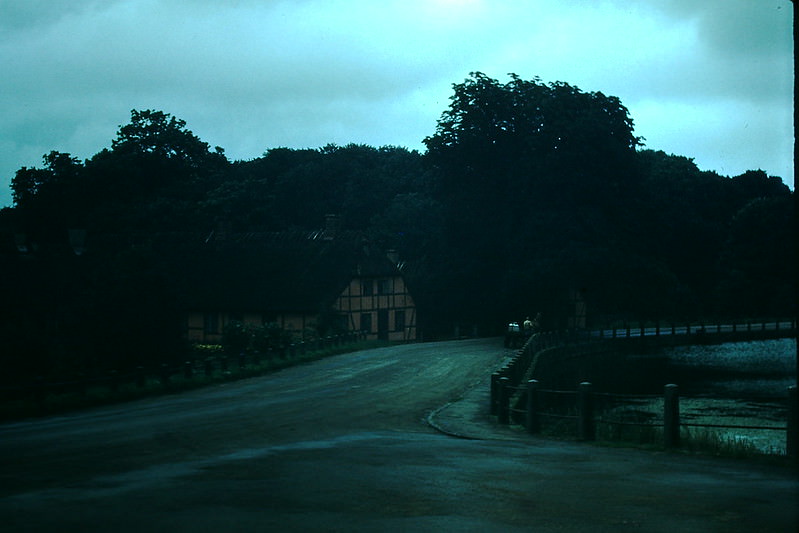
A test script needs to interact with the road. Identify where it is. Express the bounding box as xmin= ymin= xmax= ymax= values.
xmin=1 ymin=338 xmax=796 ymax=532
